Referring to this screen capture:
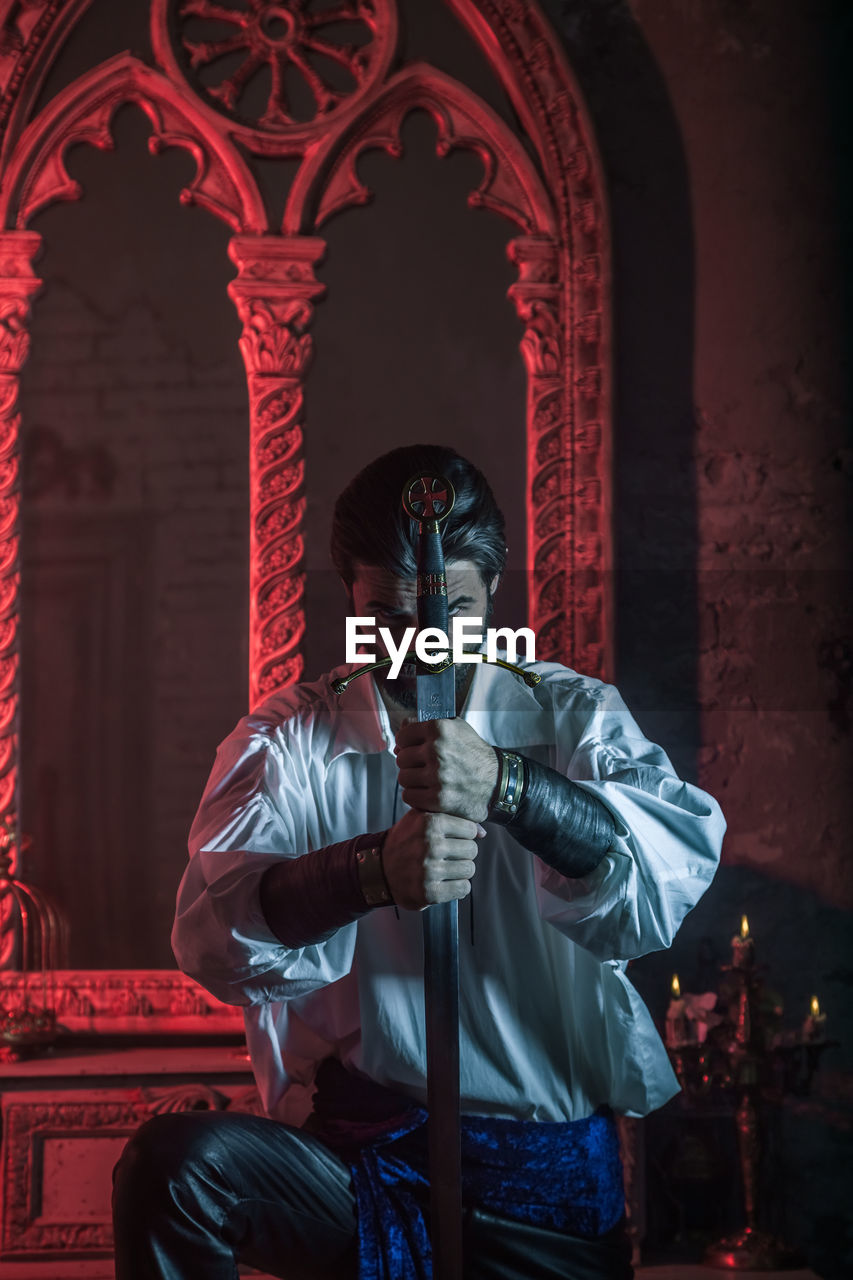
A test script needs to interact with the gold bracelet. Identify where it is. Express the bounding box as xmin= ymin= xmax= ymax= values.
xmin=355 ymin=844 xmax=393 ymax=907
